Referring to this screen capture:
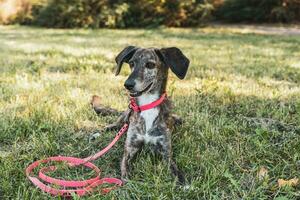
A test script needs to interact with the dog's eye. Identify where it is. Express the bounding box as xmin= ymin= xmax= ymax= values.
xmin=145 ymin=62 xmax=155 ymax=69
